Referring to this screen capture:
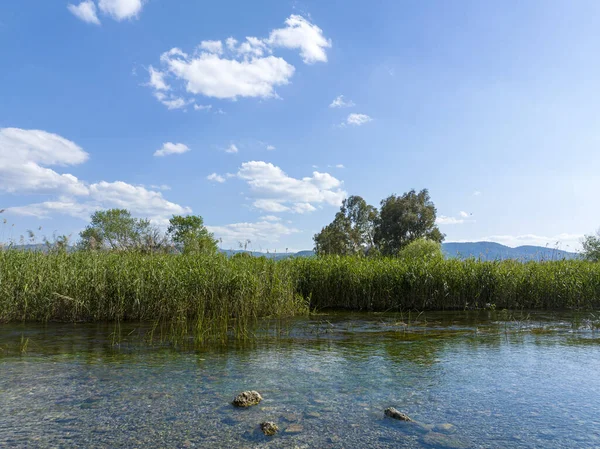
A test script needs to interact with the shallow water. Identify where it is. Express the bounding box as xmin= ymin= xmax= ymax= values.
xmin=1 ymin=311 xmax=600 ymax=448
